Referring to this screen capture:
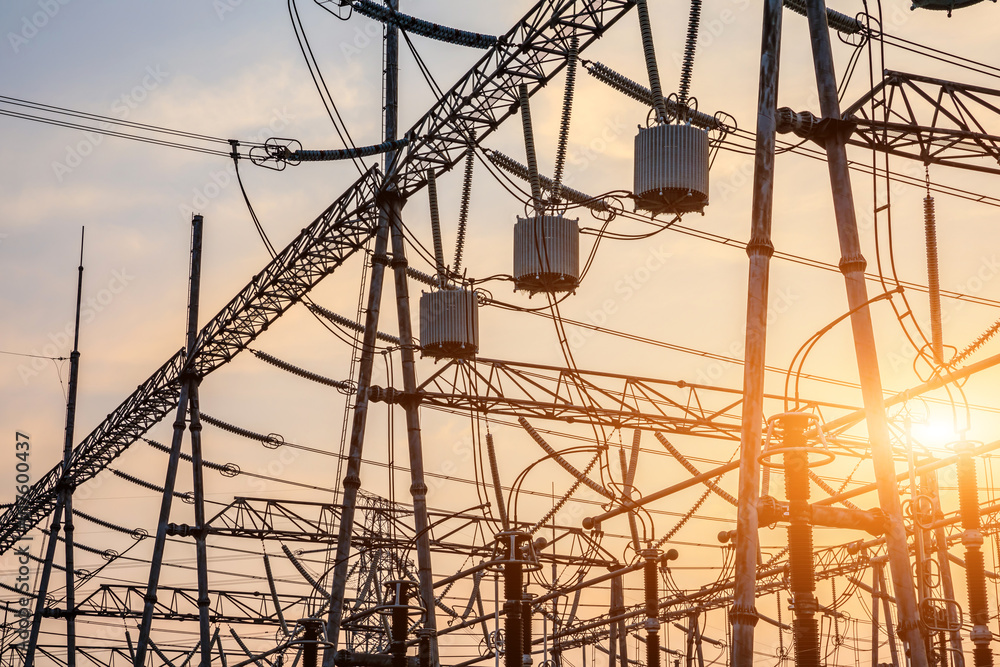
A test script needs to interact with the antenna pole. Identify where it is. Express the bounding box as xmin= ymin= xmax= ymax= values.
xmin=134 ymin=215 xmax=204 ymax=667
xmin=60 ymin=227 xmax=85 ymax=667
